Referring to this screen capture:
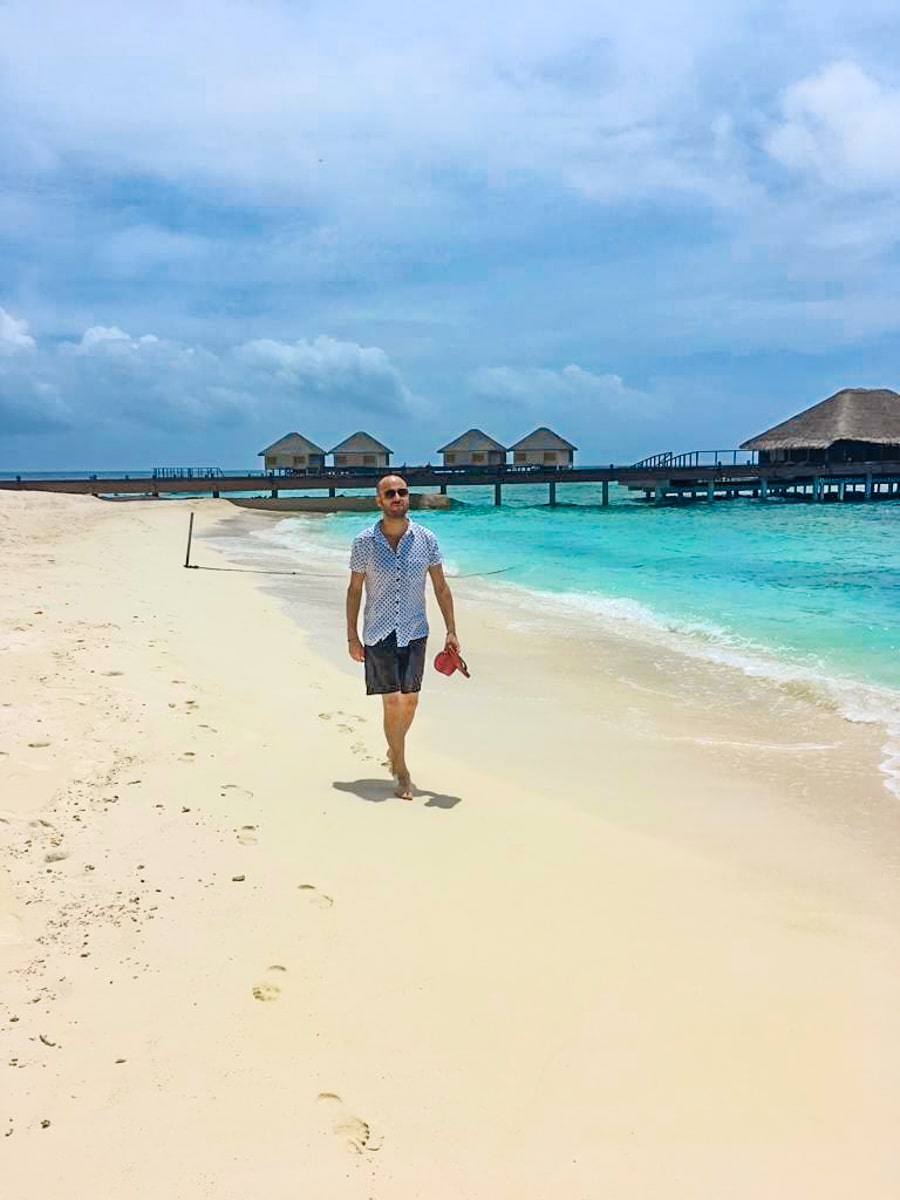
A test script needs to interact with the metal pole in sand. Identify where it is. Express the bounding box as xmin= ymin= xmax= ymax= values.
xmin=184 ymin=511 xmax=195 ymax=568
